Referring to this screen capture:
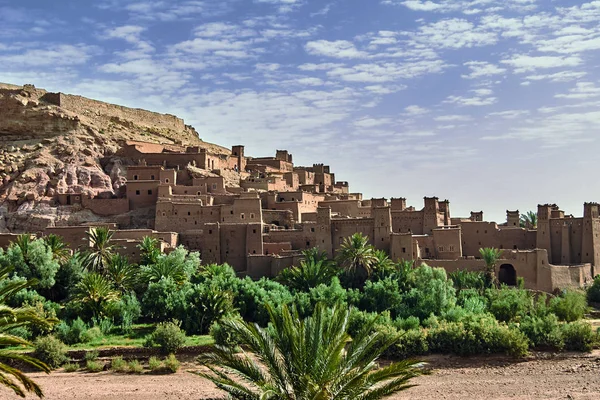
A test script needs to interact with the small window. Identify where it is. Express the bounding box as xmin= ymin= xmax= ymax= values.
xmin=425 ymin=248 xmax=430 ymax=254
xmin=402 ymin=247 xmax=406 ymax=253
xmin=162 ymin=212 xmax=166 ymax=217
xmin=230 ymin=210 xmax=234 ymax=215
xmin=165 ymin=178 xmax=170 ymax=183
xmin=253 ymin=229 xmax=256 ymax=234
xmin=151 ymin=175 xmax=155 ymax=180
xmin=212 ymin=183 xmax=217 ymax=190
xmin=147 ymin=190 xmax=152 ymax=195
xmin=306 ymin=241 xmax=310 ymax=247
xmin=134 ymin=175 xmax=139 ymax=180
xmin=241 ymin=213 xmax=245 ymax=219
xmin=438 ymin=246 xmax=444 ymax=252
xmin=209 ymin=230 xmax=212 ymax=234
xmin=513 ymin=245 xmax=518 ymax=249
xmin=188 ymin=211 xmax=191 ymax=216
xmin=135 ymin=190 xmax=140 ymax=195
xmin=311 ymin=227 xmax=315 ymax=232
xmin=250 ymin=213 xmax=255 ymax=219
